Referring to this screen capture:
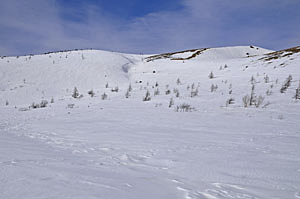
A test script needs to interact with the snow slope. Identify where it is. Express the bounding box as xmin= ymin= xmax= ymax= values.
xmin=0 ymin=49 xmax=141 ymax=105
xmin=1 ymin=46 xmax=300 ymax=199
